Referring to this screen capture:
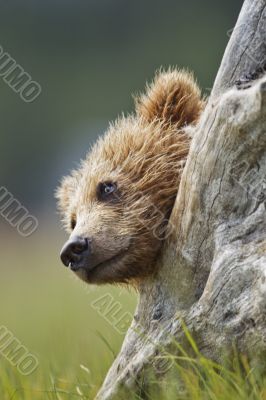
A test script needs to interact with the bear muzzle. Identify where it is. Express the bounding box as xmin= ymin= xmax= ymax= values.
xmin=60 ymin=235 xmax=91 ymax=271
